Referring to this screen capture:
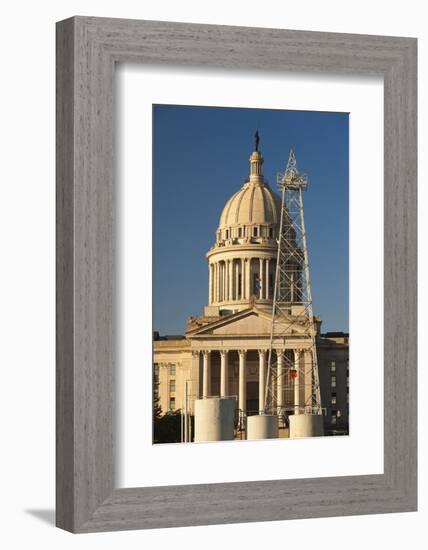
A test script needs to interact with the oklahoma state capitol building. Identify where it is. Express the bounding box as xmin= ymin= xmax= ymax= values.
xmin=153 ymin=141 xmax=349 ymax=438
